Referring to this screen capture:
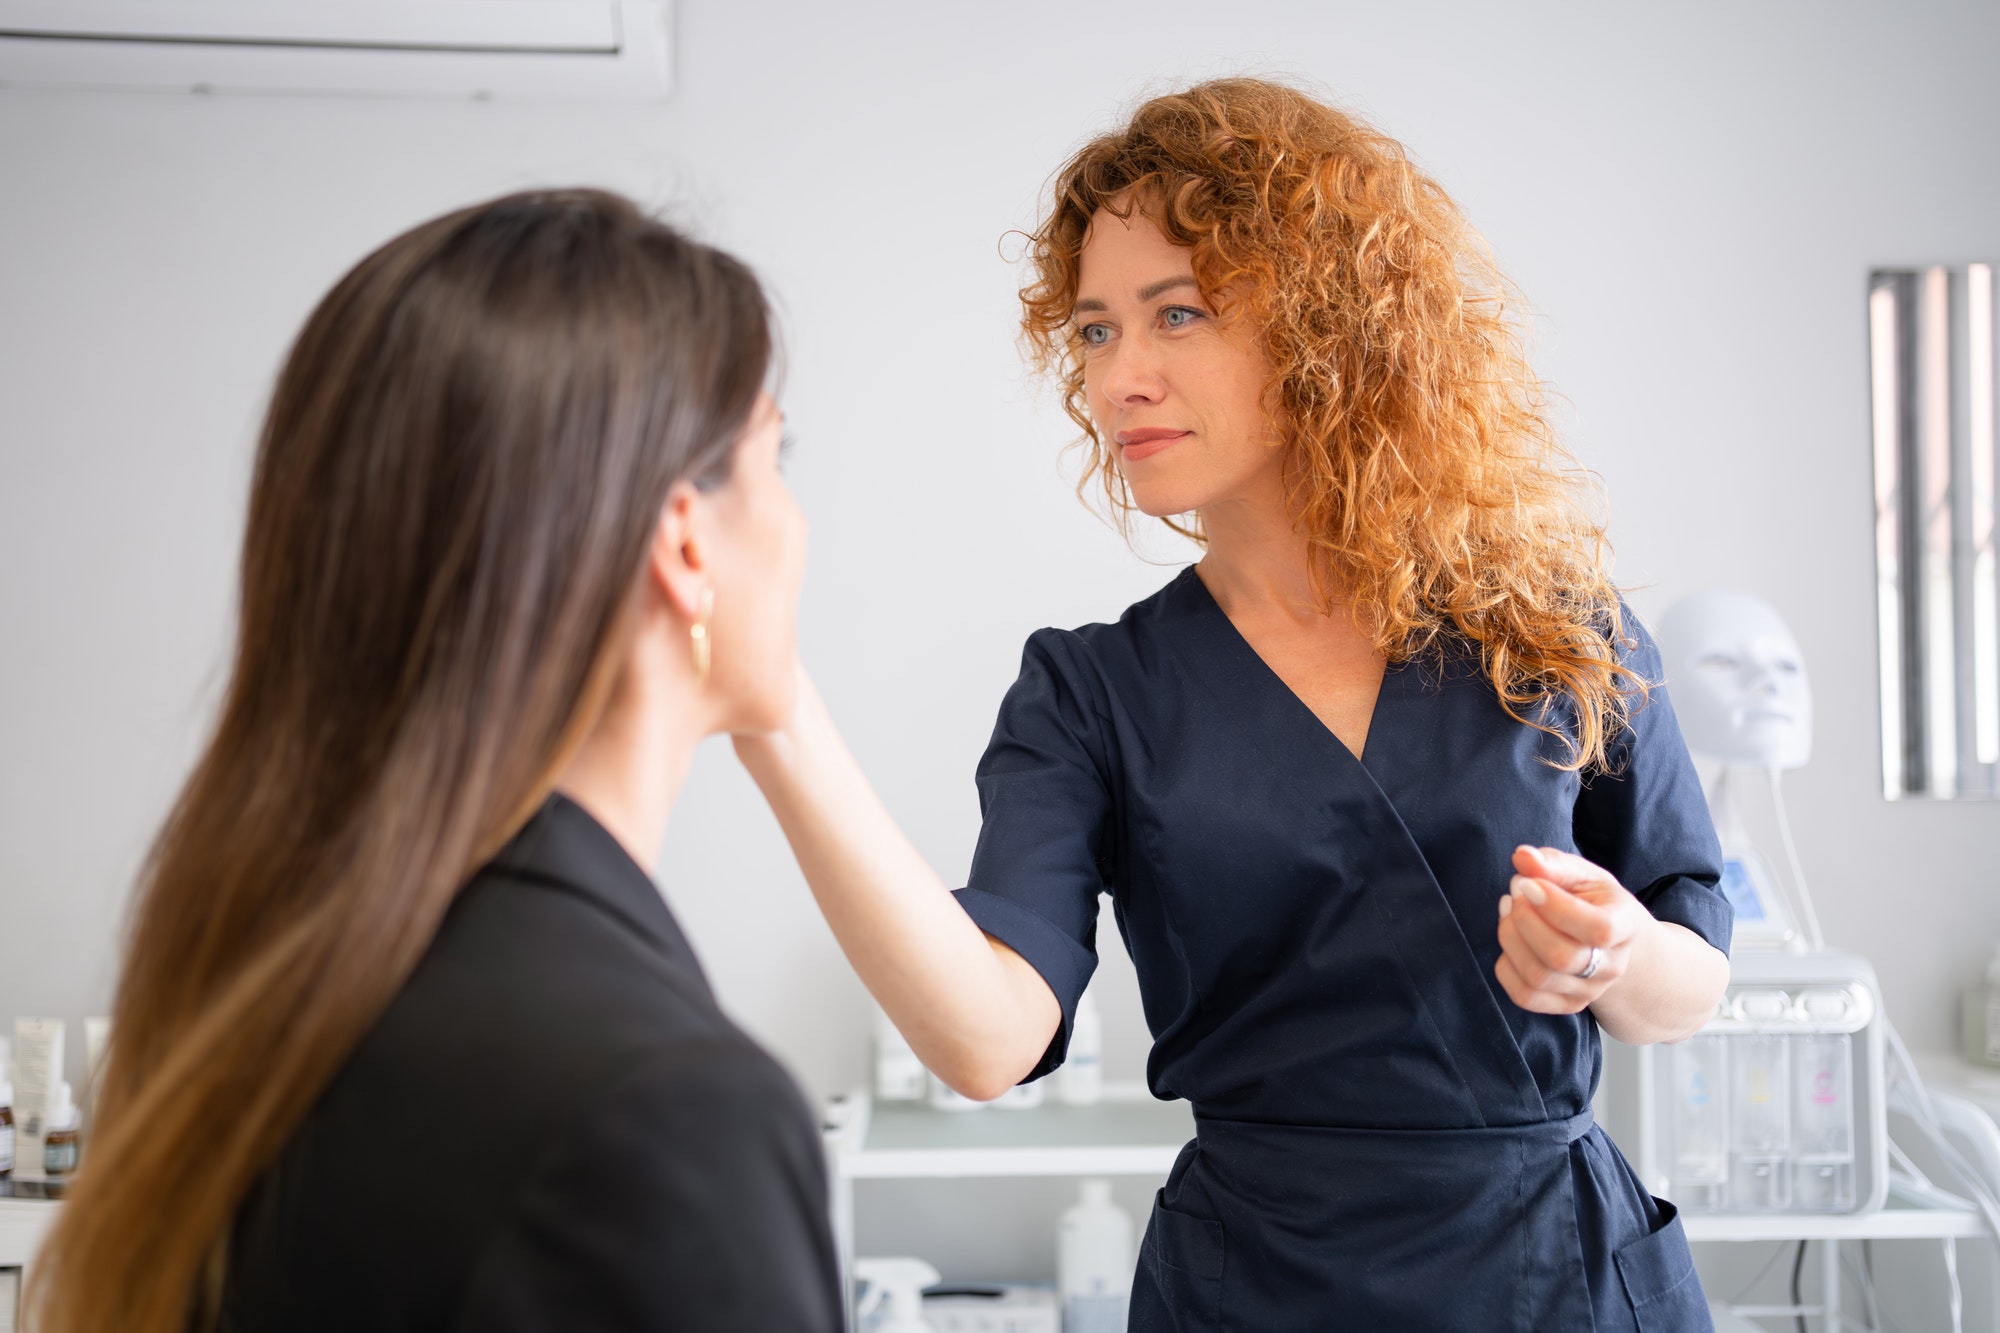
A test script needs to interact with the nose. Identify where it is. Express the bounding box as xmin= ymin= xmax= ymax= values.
xmin=1743 ymin=662 xmax=1779 ymax=698
xmin=1093 ymin=339 xmax=1166 ymax=413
